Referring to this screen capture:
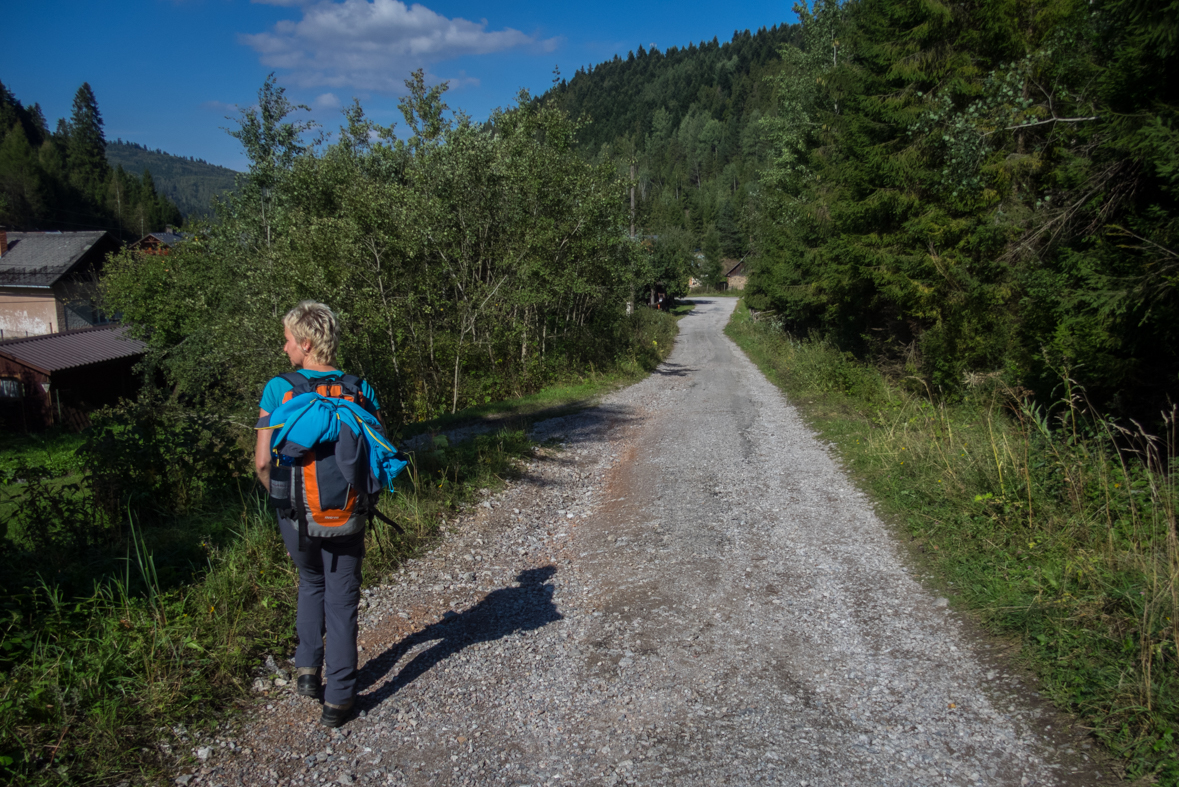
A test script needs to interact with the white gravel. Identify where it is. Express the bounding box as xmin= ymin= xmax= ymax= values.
xmin=177 ymin=297 xmax=1109 ymax=786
